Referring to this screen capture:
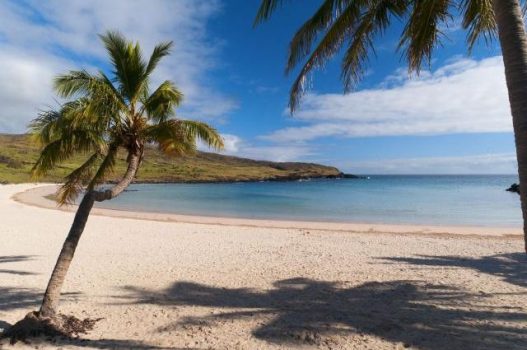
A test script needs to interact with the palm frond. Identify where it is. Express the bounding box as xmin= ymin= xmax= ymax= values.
xmin=147 ymin=121 xmax=196 ymax=156
xmin=145 ymin=119 xmax=223 ymax=156
xmin=30 ymin=103 xmax=108 ymax=178
xmin=54 ymin=70 xmax=95 ymax=97
xmin=31 ymin=131 xmax=98 ymax=178
xmin=57 ymin=152 xmax=100 ymax=205
xmin=99 ymin=31 xmax=148 ymax=103
xmin=398 ymin=0 xmax=452 ymax=72
xmin=288 ymin=1 xmax=363 ymax=111
xmin=179 ymin=120 xmax=224 ymax=151
xmin=287 ymin=0 xmax=348 ymax=73
xmin=54 ymin=70 xmax=126 ymax=126
xmin=88 ymin=144 xmax=118 ymax=191
xmin=254 ymin=0 xmax=291 ymax=25
xmin=342 ymin=0 xmax=408 ymax=90
xmin=142 ymin=80 xmax=183 ymax=122
xmin=145 ymin=41 xmax=173 ymax=78
xmin=461 ymin=0 xmax=496 ymax=51
xmin=28 ymin=110 xmax=62 ymax=145
xmin=56 ymin=100 xmax=113 ymax=150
